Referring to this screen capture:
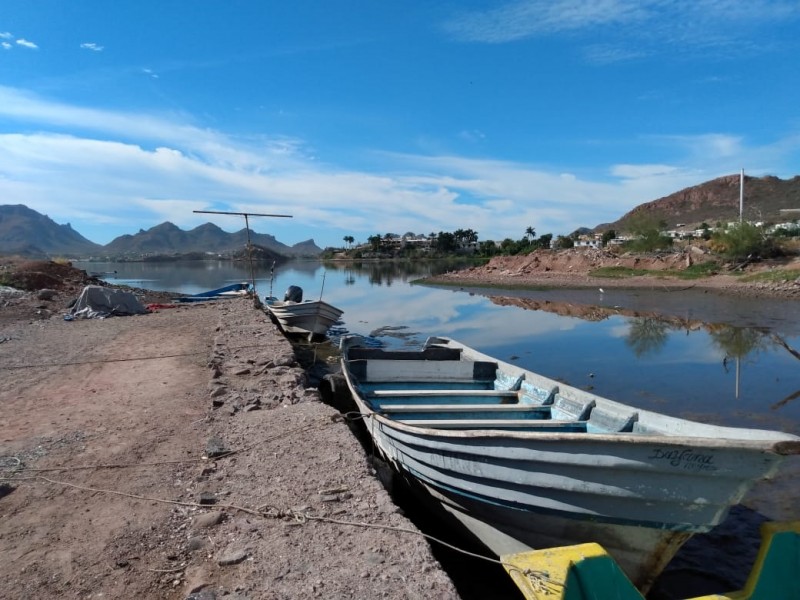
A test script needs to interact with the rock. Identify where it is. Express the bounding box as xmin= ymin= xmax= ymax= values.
xmin=37 ymin=289 xmax=57 ymax=301
xmin=210 ymin=386 xmax=228 ymax=398
xmin=217 ymin=546 xmax=248 ymax=566
xmin=198 ymin=491 xmax=217 ymax=505
xmin=193 ymin=511 xmax=224 ymax=529
xmin=186 ymin=586 xmax=216 ymax=600
xmin=186 ymin=536 xmax=206 ymax=552
xmin=205 ymin=437 xmax=228 ymax=458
